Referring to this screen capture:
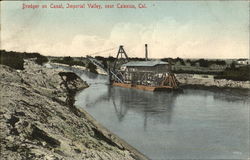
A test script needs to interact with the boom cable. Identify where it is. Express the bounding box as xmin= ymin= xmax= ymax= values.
xmin=87 ymin=47 xmax=117 ymax=56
